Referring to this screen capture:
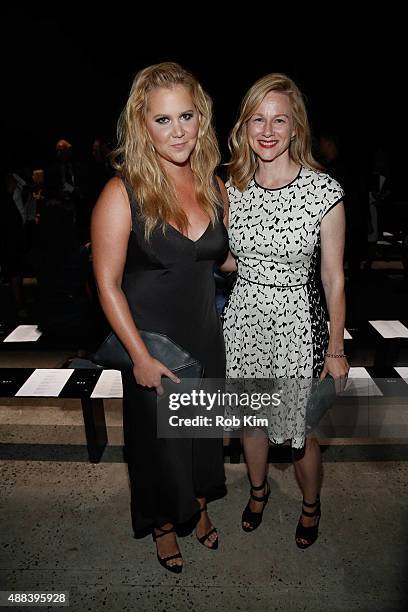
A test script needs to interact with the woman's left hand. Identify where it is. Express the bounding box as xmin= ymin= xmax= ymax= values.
xmin=320 ymin=355 xmax=350 ymax=393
